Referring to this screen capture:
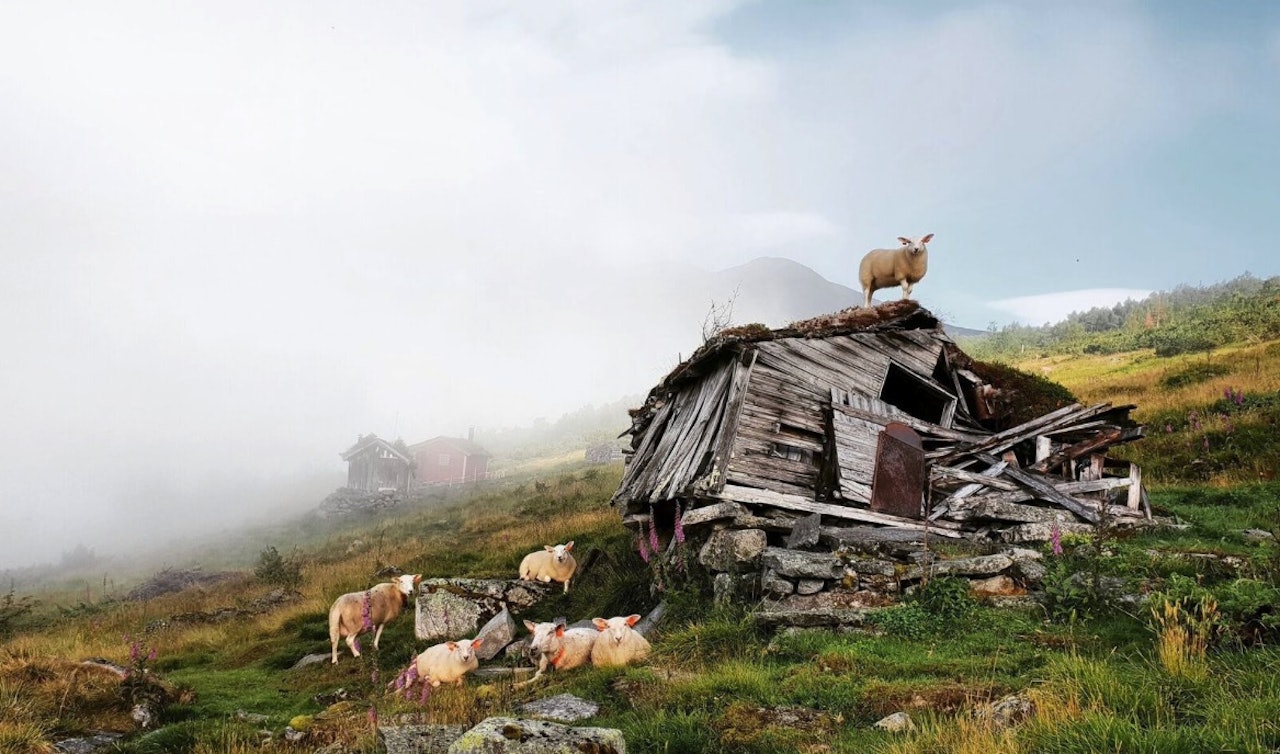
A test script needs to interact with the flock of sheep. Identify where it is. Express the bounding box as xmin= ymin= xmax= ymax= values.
xmin=325 ymin=541 xmax=651 ymax=692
